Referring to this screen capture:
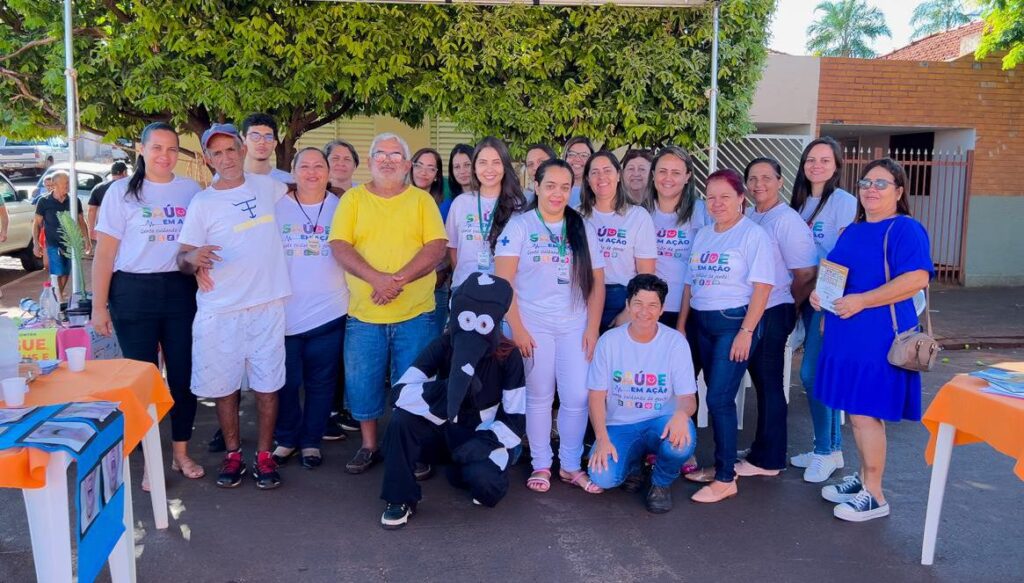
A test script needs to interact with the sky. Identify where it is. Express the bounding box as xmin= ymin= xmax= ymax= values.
xmin=769 ymin=0 xmax=918 ymax=56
